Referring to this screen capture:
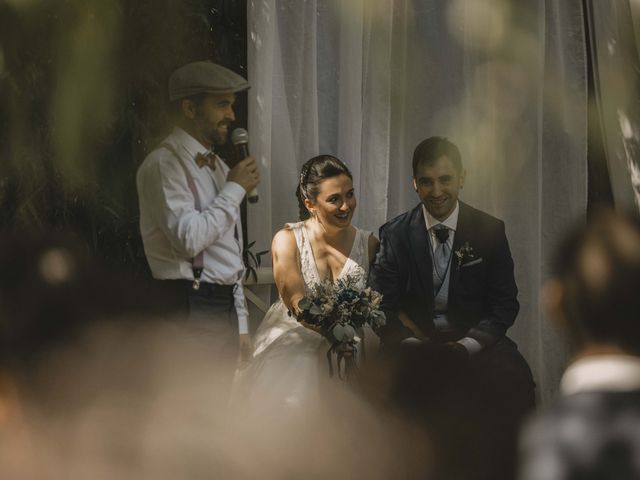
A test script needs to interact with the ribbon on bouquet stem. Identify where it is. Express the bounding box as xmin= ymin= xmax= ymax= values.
xmin=326 ymin=340 xmax=357 ymax=380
